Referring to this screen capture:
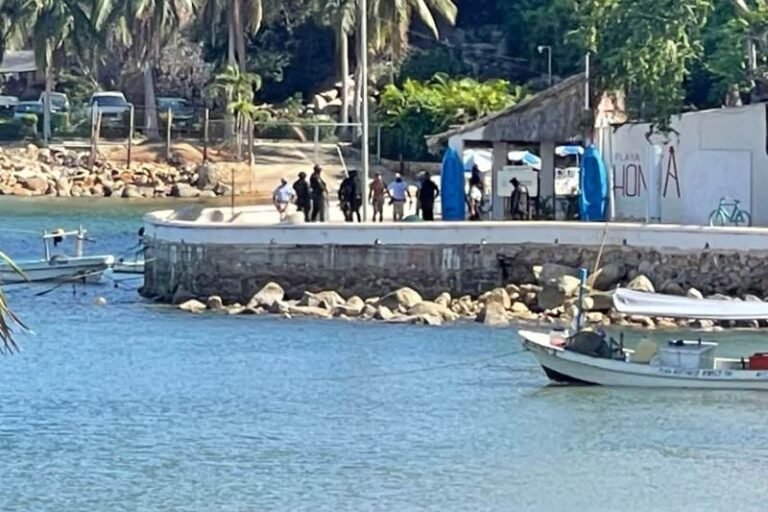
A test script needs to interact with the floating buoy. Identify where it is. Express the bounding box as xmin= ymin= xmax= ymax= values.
xmin=94 ymin=296 xmax=108 ymax=306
